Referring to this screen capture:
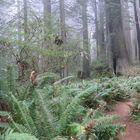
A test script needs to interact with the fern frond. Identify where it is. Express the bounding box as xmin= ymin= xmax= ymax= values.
xmin=58 ymin=85 xmax=98 ymax=132
xmin=0 ymin=129 xmax=38 ymax=140
xmin=10 ymin=94 xmax=38 ymax=136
